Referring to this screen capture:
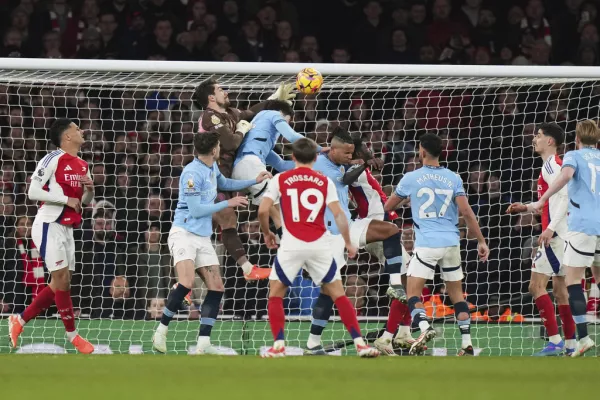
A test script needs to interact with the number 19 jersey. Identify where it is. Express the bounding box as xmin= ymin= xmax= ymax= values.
xmin=395 ymin=165 xmax=466 ymax=248
xmin=263 ymin=167 xmax=339 ymax=248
